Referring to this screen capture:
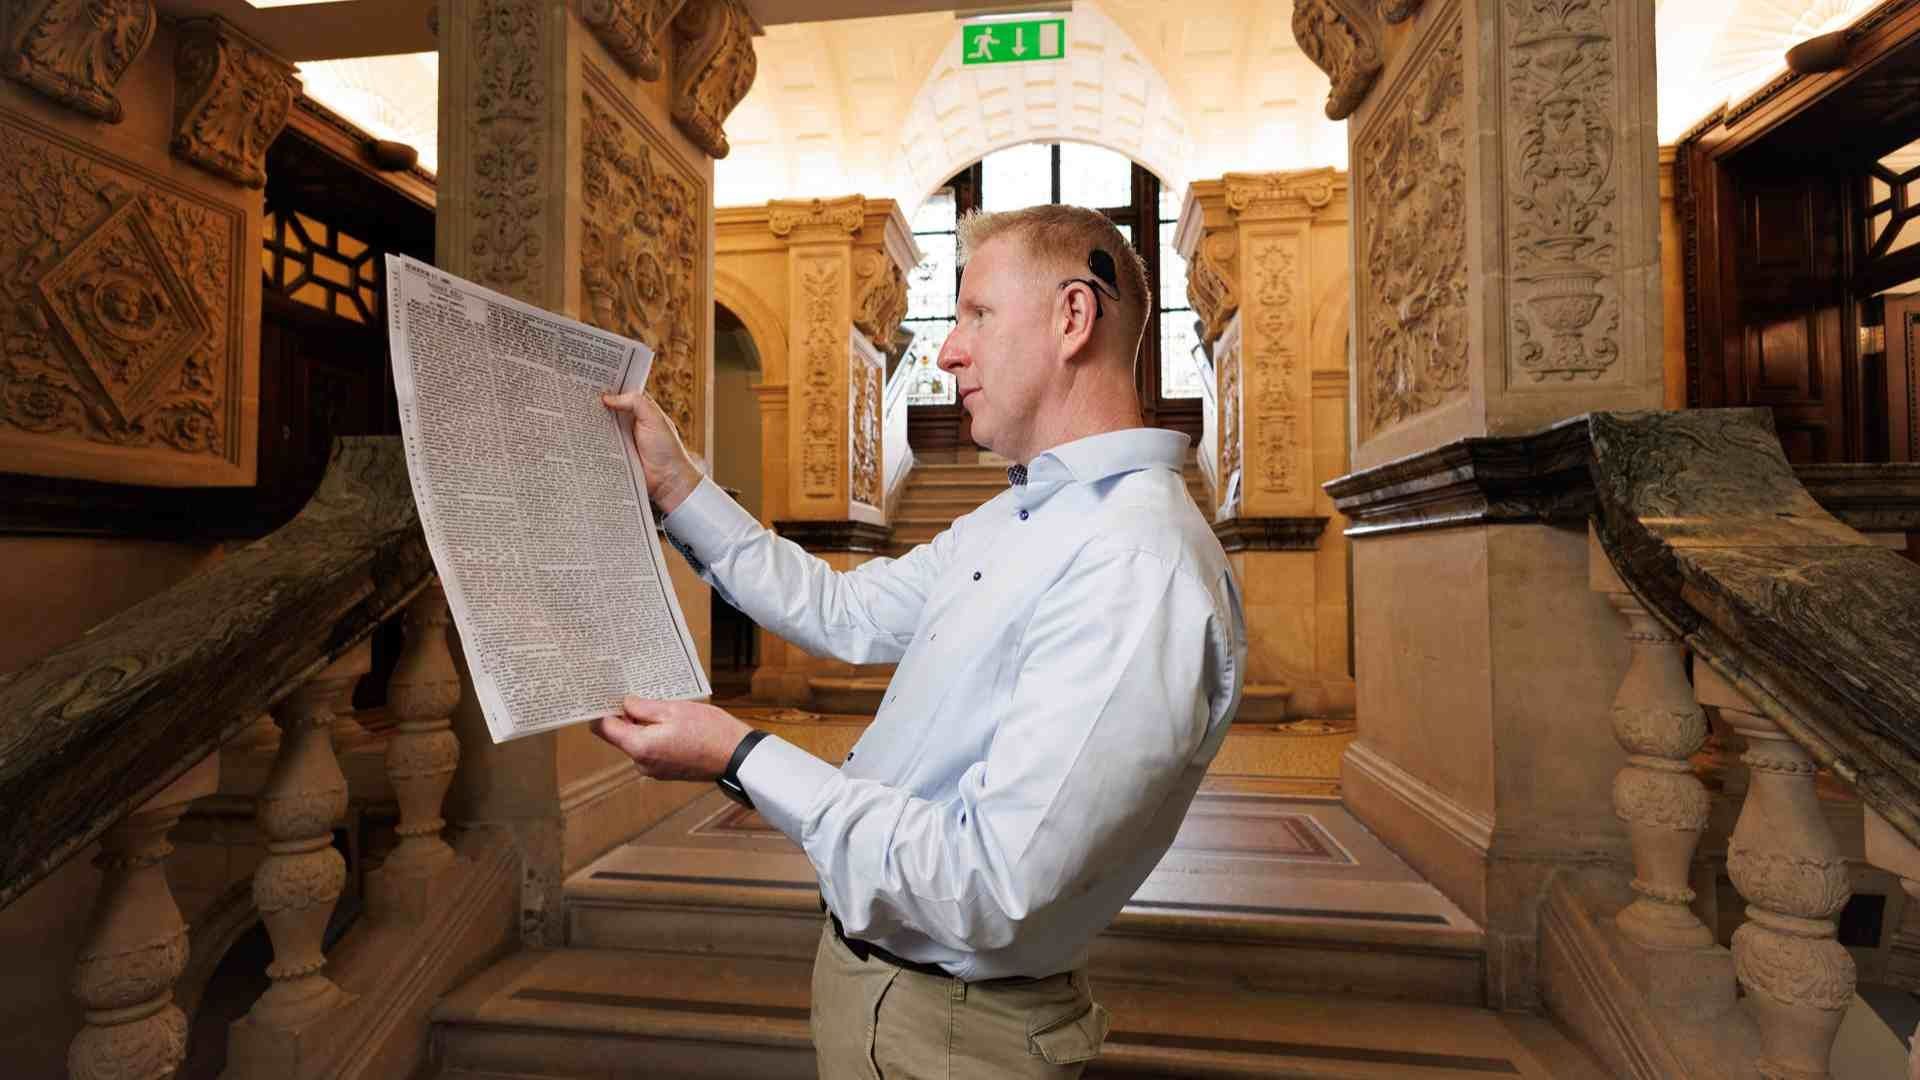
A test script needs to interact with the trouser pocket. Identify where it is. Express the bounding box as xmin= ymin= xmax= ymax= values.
xmin=1026 ymin=998 xmax=1110 ymax=1066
